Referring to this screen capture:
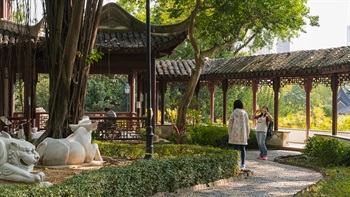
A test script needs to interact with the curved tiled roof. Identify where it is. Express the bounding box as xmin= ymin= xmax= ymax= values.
xmin=95 ymin=3 xmax=189 ymax=56
xmin=156 ymin=60 xmax=196 ymax=79
xmin=156 ymin=46 xmax=350 ymax=80
xmin=202 ymin=47 xmax=350 ymax=79
xmin=0 ymin=18 xmax=43 ymax=46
